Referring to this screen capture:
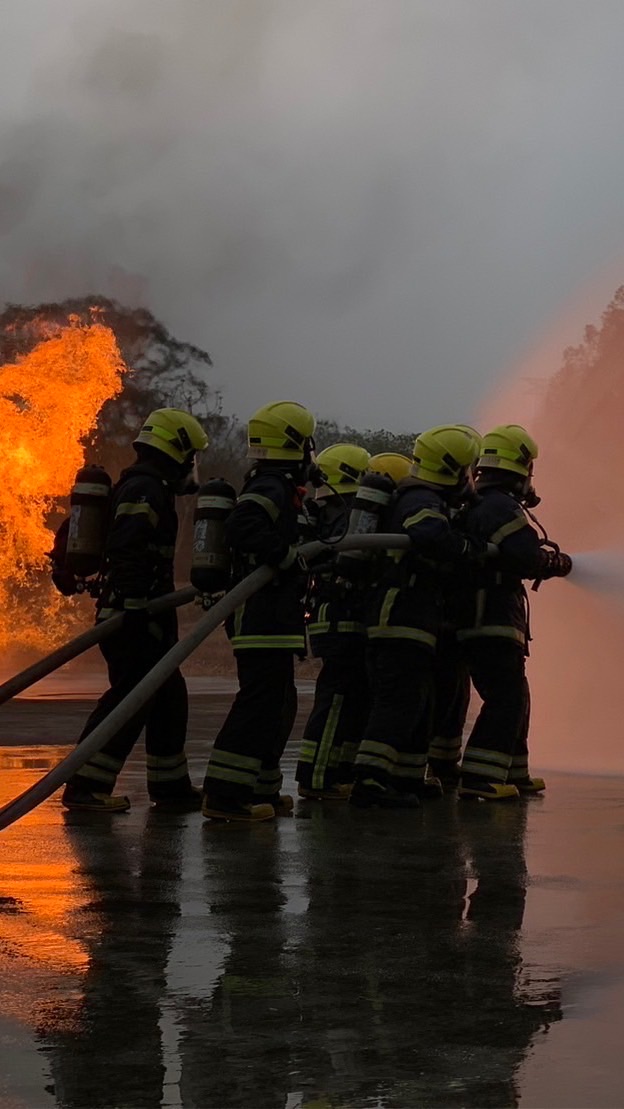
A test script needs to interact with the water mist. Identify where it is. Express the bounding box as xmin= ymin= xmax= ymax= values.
xmin=481 ymin=300 xmax=624 ymax=776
